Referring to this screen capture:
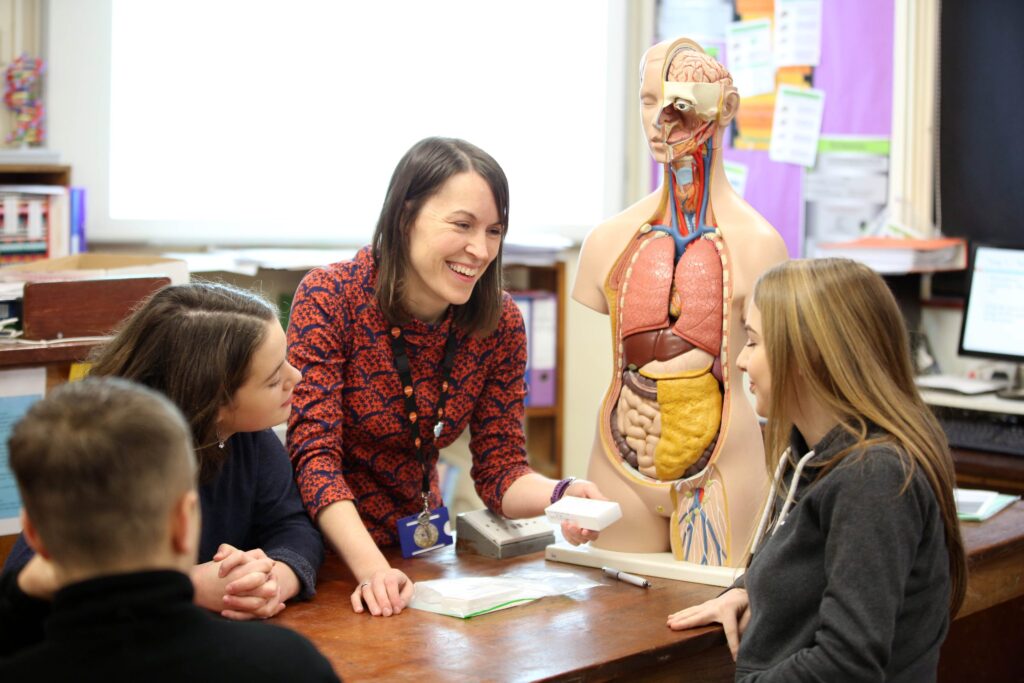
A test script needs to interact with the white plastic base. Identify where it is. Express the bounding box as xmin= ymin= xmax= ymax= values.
xmin=544 ymin=541 xmax=744 ymax=587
